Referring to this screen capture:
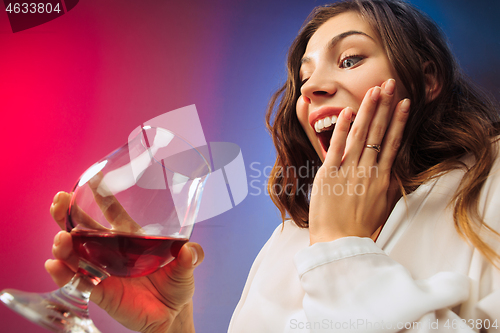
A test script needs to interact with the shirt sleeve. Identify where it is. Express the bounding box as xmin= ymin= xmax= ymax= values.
xmin=294 ymin=237 xmax=481 ymax=332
